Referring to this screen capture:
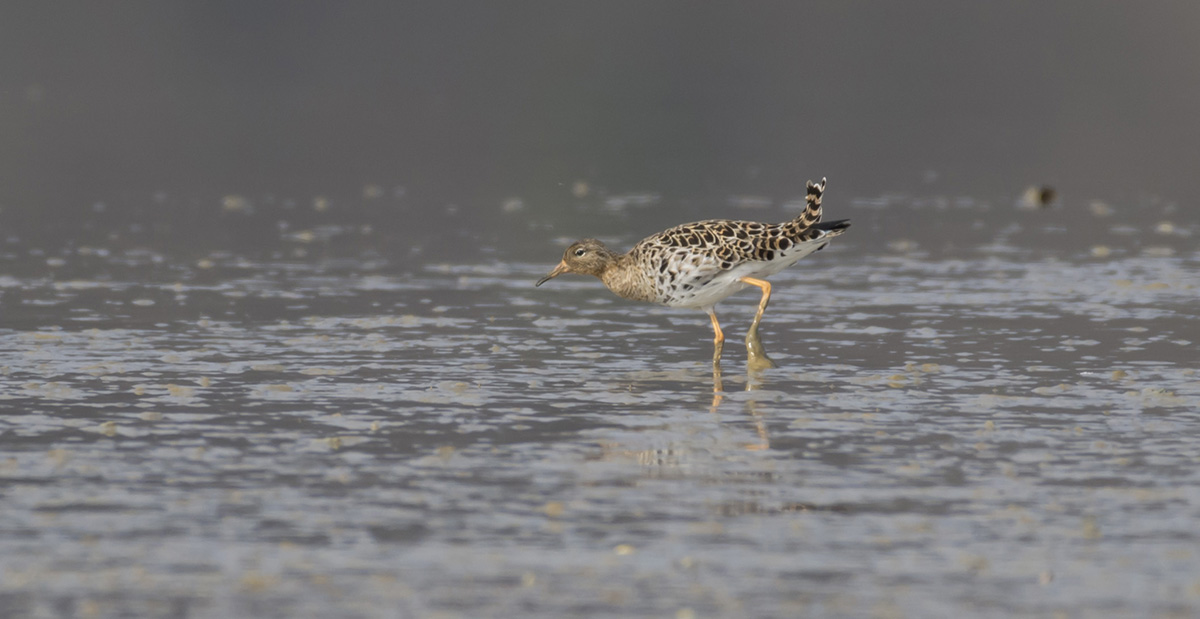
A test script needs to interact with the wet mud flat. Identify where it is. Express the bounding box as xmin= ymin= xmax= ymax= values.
xmin=0 ymin=193 xmax=1198 ymax=618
